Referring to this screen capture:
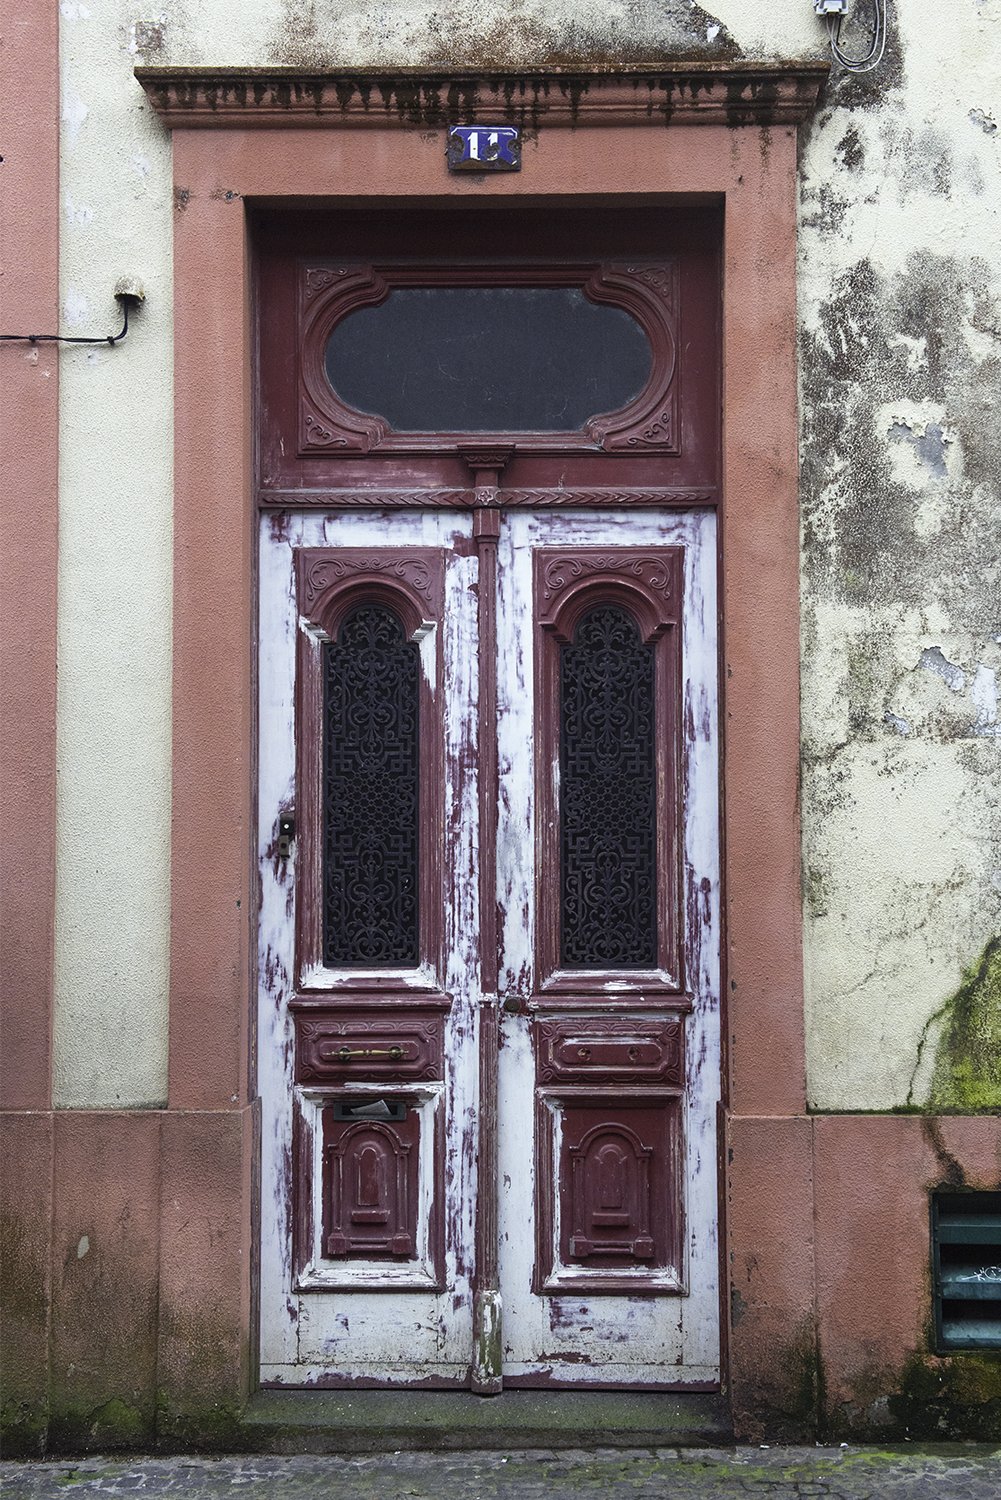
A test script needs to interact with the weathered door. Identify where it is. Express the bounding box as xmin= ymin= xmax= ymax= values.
xmin=257 ymin=506 xmax=720 ymax=1388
